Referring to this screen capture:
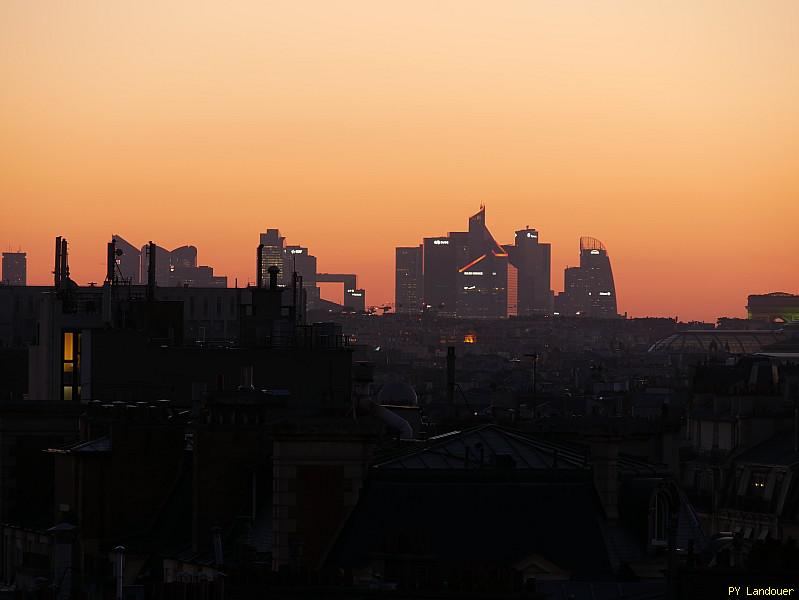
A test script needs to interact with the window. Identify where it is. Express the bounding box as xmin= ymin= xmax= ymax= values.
xmin=649 ymin=491 xmax=669 ymax=546
xmin=62 ymin=331 xmax=81 ymax=401
xmin=750 ymin=471 xmax=768 ymax=496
